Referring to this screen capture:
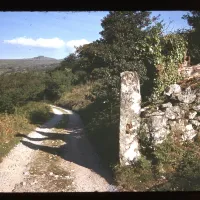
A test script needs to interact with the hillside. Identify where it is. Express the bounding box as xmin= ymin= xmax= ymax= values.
xmin=0 ymin=56 xmax=62 ymax=74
